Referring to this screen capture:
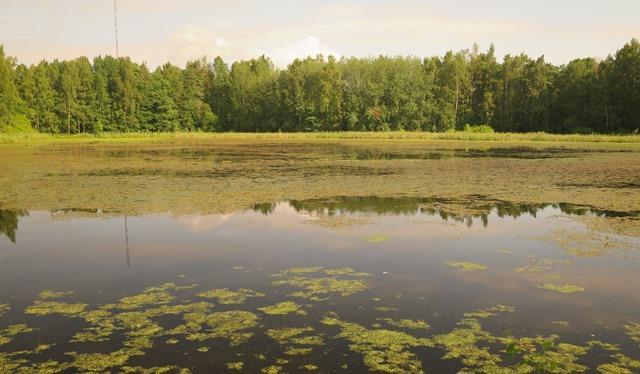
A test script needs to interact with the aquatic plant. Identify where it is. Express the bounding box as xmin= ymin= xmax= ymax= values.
xmin=0 ymin=303 xmax=9 ymax=318
xmin=446 ymin=261 xmax=487 ymax=271
xmin=377 ymin=318 xmax=430 ymax=330
xmin=38 ymin=290 xmax=74 ymax=299
xmin=366 ymin=234 xmax=390 ymax=243
xmin=537 ymin=283 xmax=585 ymax=294
xmin=0 ymin=324 xmax=34 ymax=346
xmin=197 ymin=288 xmax=265 ymax=304
xmin=271 ymin=267 xmax=369 ymax=300
xmin=322 ymin=314 xmax=433 ymax=373
xmin=25 ymin=301 xmax=88 ymax=316
xmin=227 ymin=362 xmax=244 ymax=370
xmin=259 ymin=301 xmax=306 ymax=316
xmin=463 ymin=304 xmax=515 ymax=319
